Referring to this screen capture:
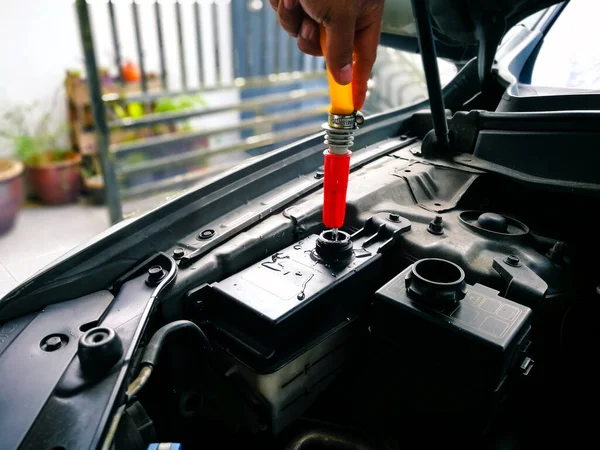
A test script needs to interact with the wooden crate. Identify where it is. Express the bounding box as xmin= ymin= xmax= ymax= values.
xmin=71 ymin=127 xmax=155 ymax=155
xmin=65 ymin=73 xmax=163 ymax=107
xmin=66 ymin=71 xmax=164 ymax=154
